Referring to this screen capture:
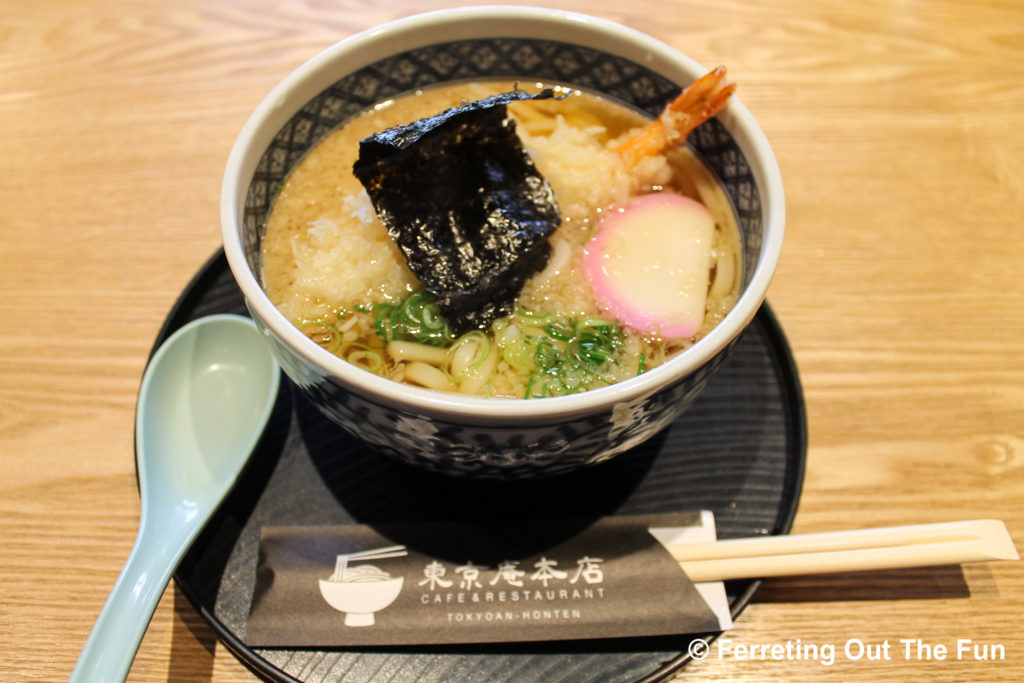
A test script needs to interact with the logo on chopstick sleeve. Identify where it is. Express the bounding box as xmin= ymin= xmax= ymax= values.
xmin=318 ymin=545 xmax=408 ymax=626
